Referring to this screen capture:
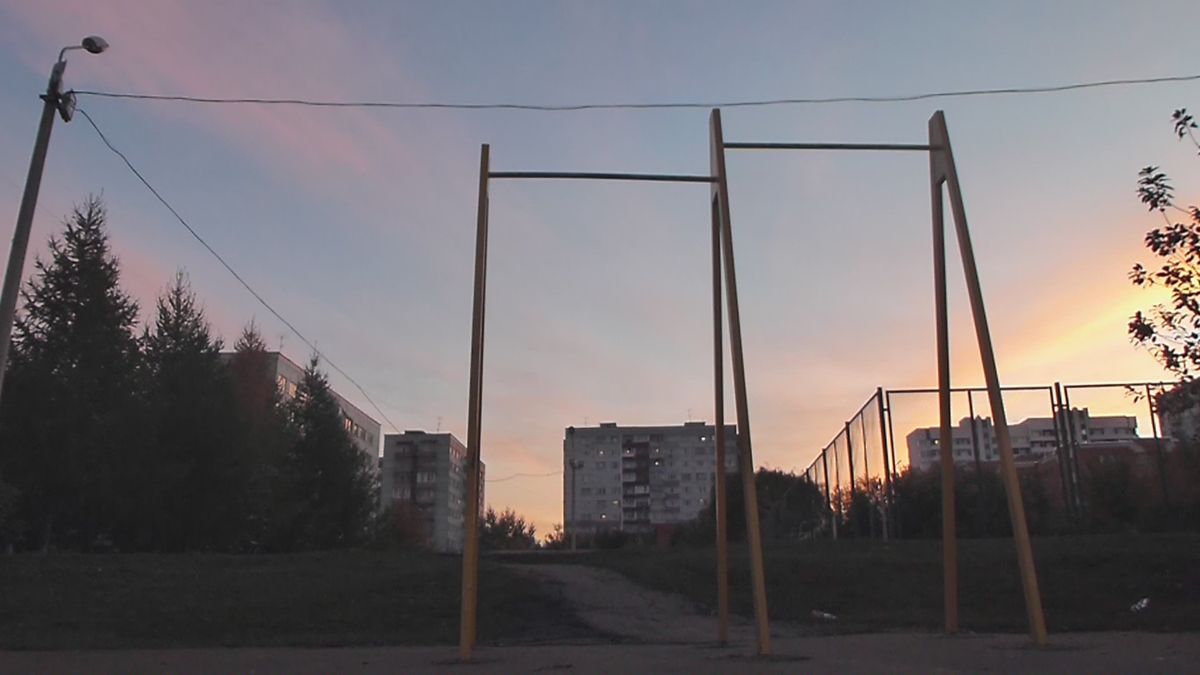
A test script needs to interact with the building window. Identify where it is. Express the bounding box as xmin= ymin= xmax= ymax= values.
xmin=581 ymin=487 xmax=592 ymax=495
xmin=416 ymin=471 xmax=437 ymax=484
